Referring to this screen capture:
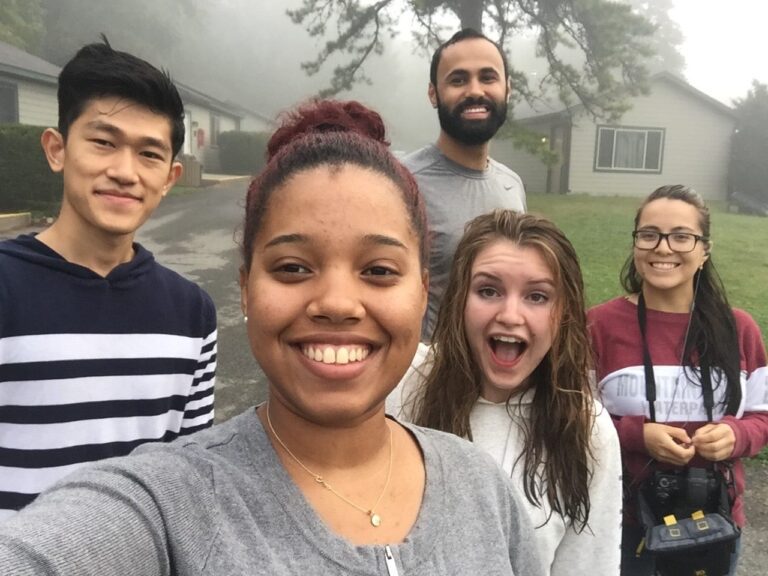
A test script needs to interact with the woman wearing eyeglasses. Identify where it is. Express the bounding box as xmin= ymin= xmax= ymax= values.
xmin=588 ymin=185 xmax=768 ymax=575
